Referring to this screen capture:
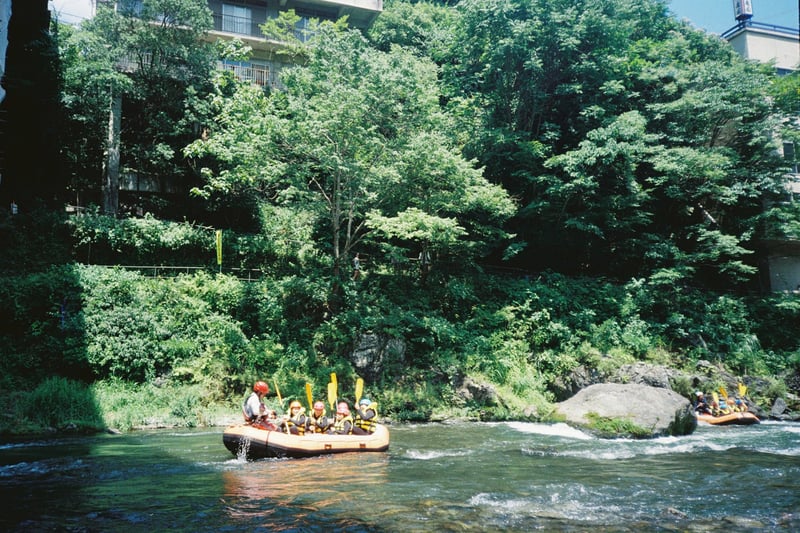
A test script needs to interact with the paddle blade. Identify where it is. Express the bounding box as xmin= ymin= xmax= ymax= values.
xmin=738 ymin=382 xmax=747 ymax=396
xmin=712 ymin=391 xmax=719 ymax=404
xmin=331 ymin=372 xmax=338 ymax=400
xmin=355 ymin=377 xmax=364 ymax=404
xmin=719 ymin=386 xmax=728 ymax=399
xmin=274 ymin=380 xmax=283 ymax=405
xmin=305 ymin=382 xmax=313 ymax=410
xmin=327 ymin=382 xmax=336 ymax=410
